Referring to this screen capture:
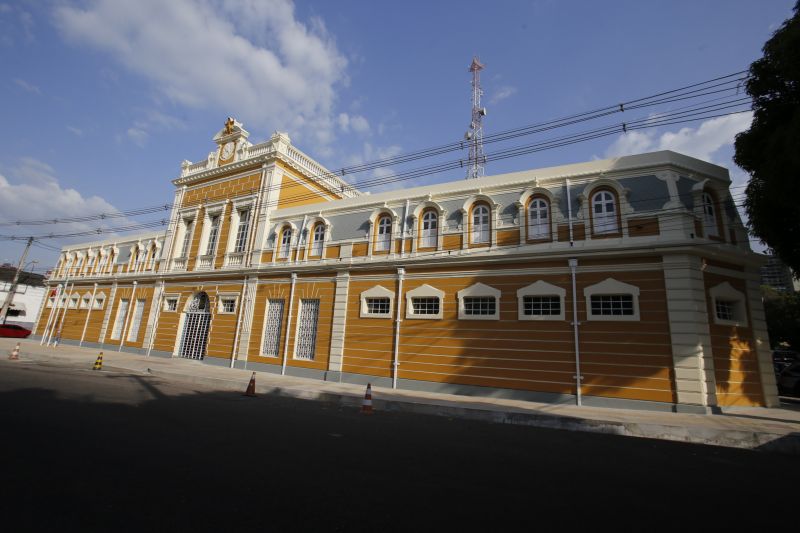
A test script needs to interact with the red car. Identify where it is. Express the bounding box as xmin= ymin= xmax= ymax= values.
xmin=0 ymin=324 xmax=32 ymax=338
